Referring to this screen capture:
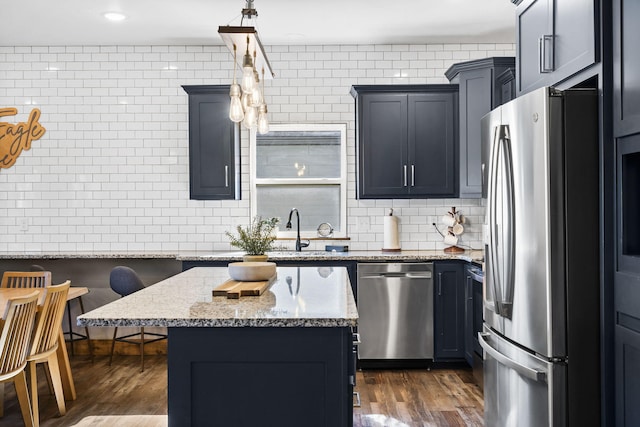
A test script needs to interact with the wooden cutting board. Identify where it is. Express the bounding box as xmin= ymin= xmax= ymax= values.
xmin=212 ymin=275 xmax=276 ymax=299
